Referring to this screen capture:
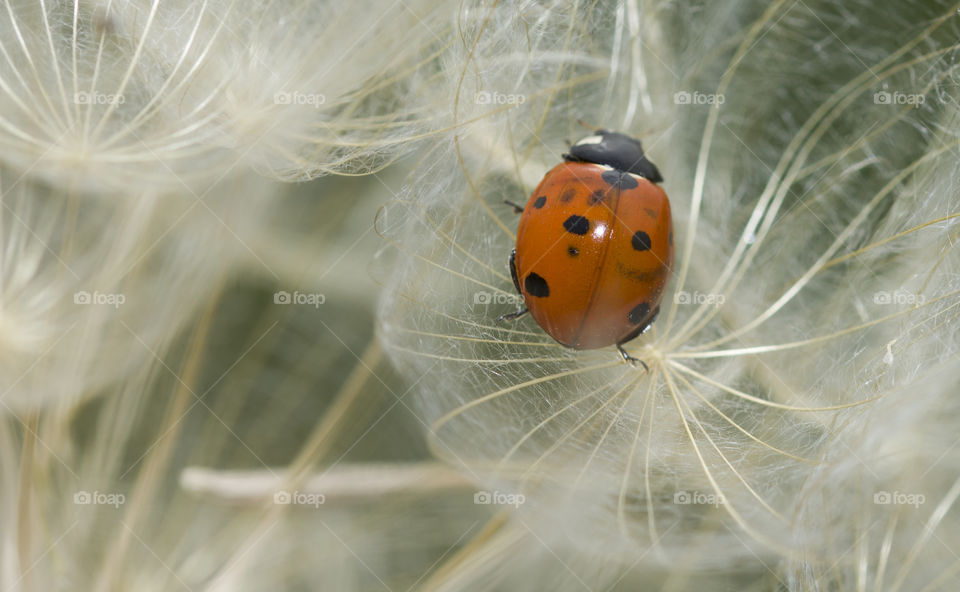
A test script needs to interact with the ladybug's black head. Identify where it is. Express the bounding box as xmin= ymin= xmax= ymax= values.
xmin=564 ymin=130 xmax=663 ymax=183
